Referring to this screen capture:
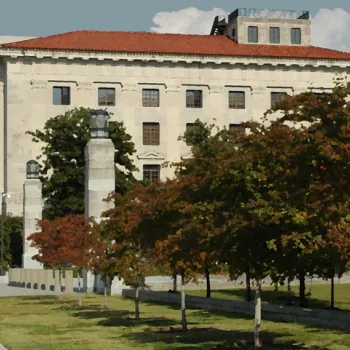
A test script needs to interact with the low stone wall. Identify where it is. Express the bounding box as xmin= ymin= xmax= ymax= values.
xmin=122 ymin=289 xmax=350 ymax=331
xmin=8 ymin=268 xmax=74 ymax=293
